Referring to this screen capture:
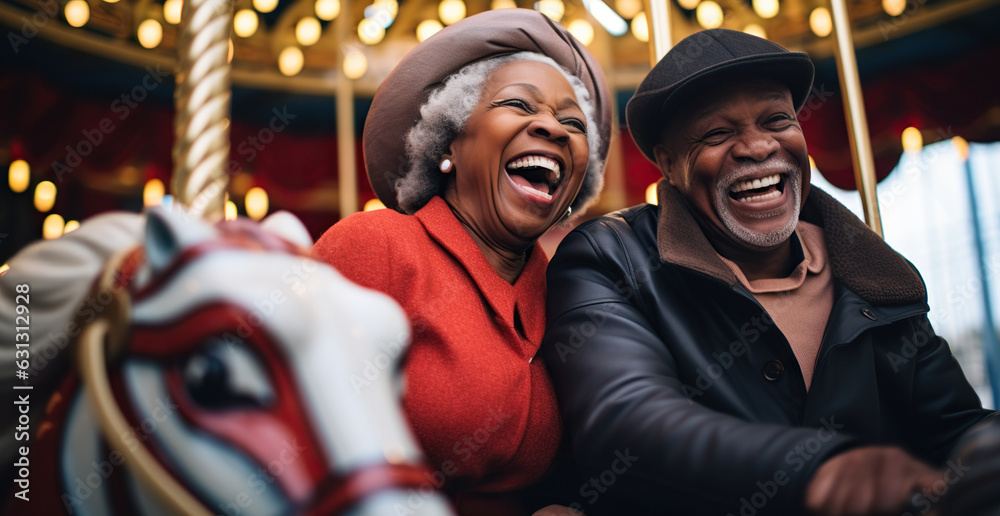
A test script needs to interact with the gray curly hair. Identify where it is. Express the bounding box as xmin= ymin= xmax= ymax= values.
xmin=396 ymin=51 xmax=604 ymax=216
